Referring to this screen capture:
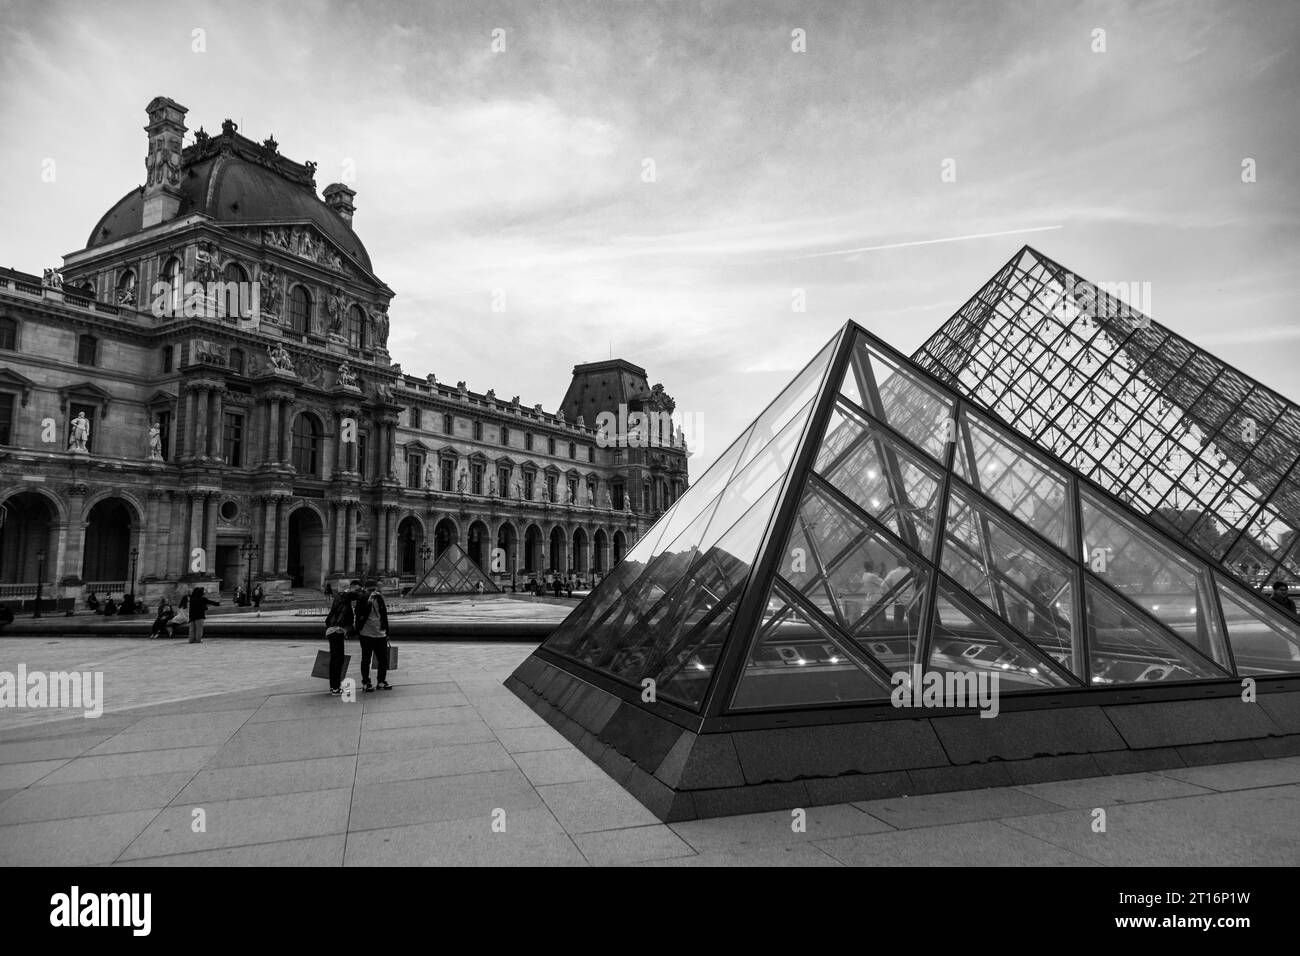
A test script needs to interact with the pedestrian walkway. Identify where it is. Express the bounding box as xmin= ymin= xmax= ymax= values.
xmin=0 ymin=638 xmax=1296 ymax=865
